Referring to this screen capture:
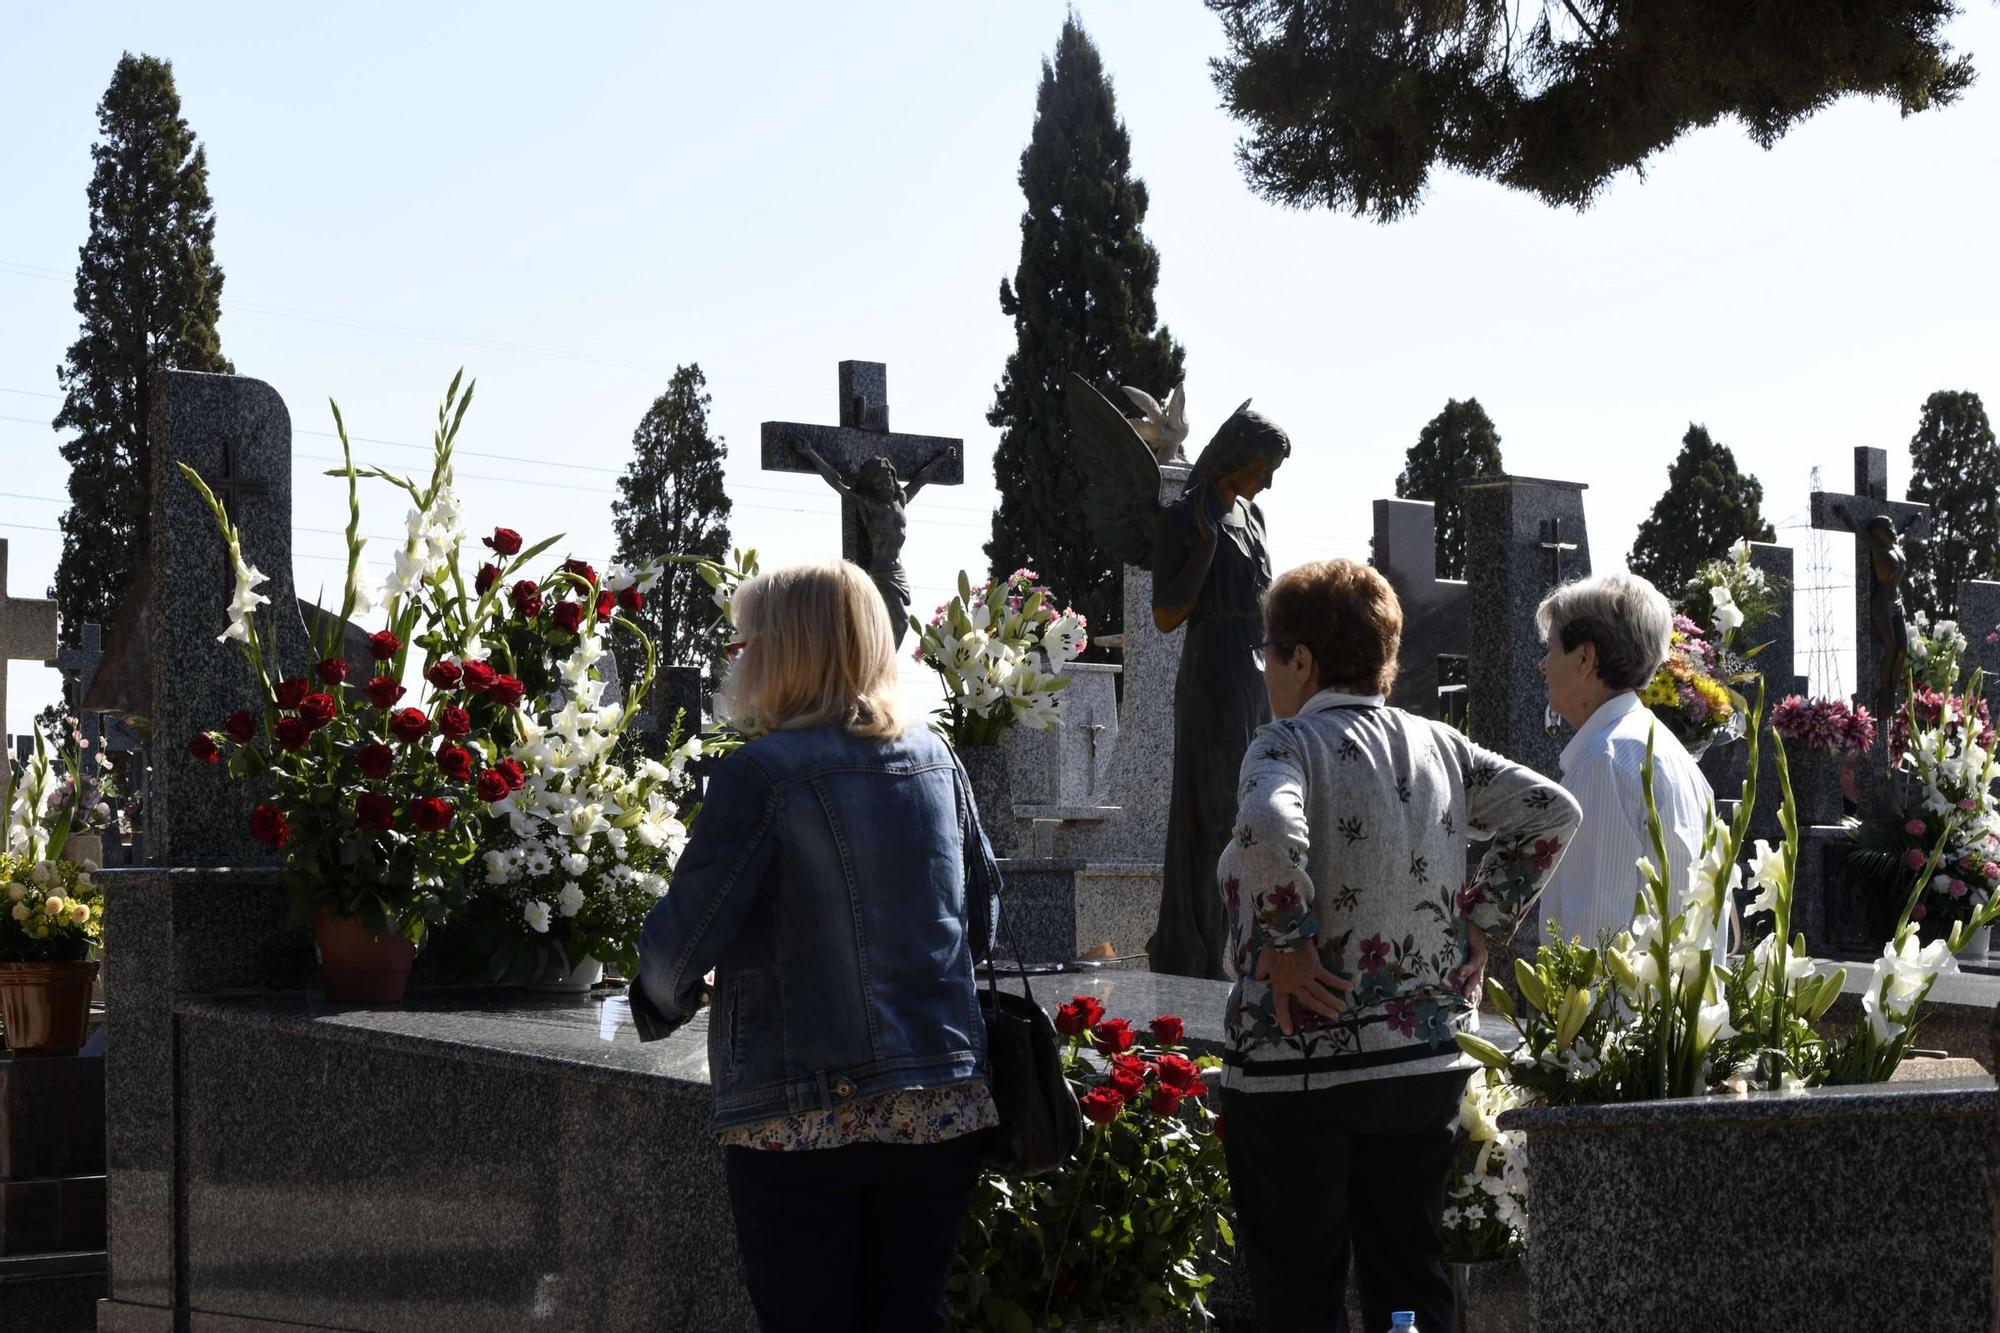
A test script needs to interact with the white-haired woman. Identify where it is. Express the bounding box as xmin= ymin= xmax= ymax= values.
xmin=1535 ymin=572 xmax=1715 ymax=946
xmin=633 ymin=561 xmax=1003 ymax=1333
